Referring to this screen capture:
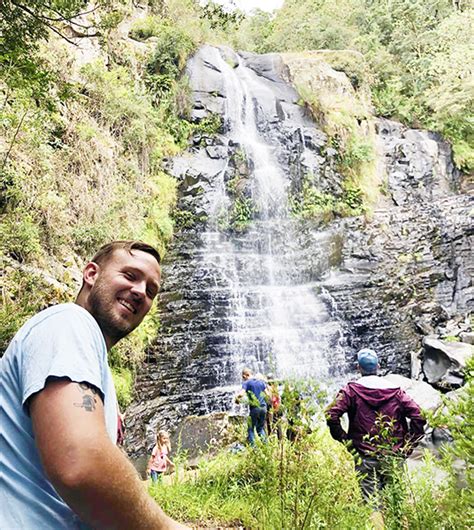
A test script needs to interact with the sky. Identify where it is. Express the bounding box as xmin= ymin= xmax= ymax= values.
xmin=212 ymin=0 xmax=284 ymax=13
